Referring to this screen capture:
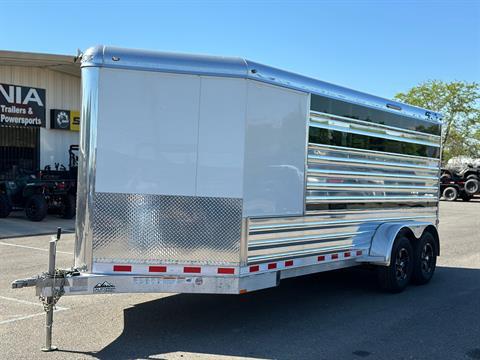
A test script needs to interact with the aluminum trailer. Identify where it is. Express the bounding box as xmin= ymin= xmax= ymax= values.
xmin=13 ymin=45 xmax=443 ymax=351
